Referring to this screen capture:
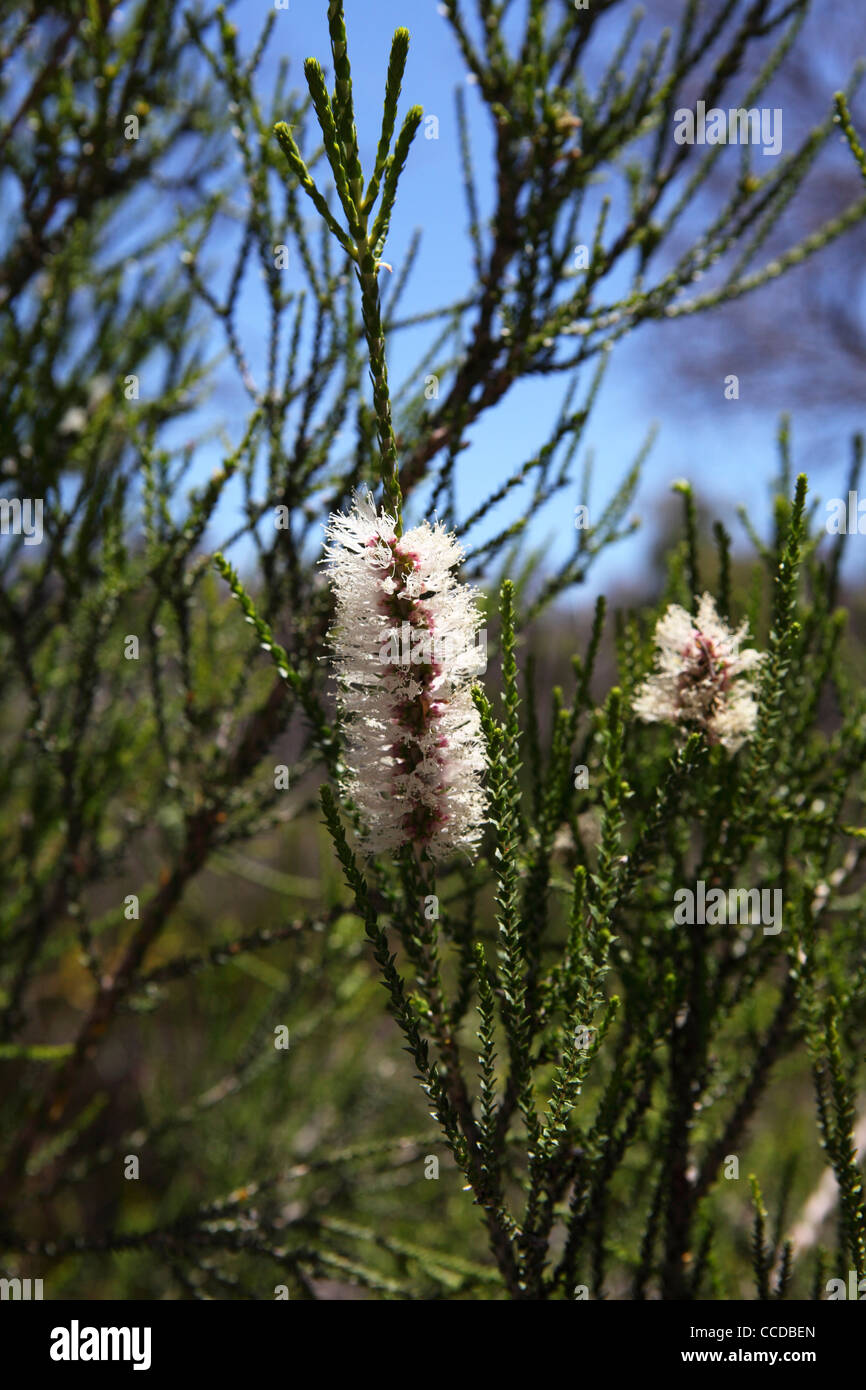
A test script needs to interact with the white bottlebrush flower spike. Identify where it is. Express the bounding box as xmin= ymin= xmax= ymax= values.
xmin=322 ymin=490 xmax=487 ymax=858
xmin=633 ymin=592 xmax=765 ymax=751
